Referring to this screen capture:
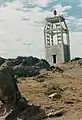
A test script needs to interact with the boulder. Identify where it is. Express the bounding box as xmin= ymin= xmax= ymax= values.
xmin=5 ymin=102 xmax=46 ymax=120
xmin=36 ymin=59 xmax=50 ymax=70
xmin=0 ymin=66 xmax=46 ymax=120
xmin=52 ymin=67 xmax=64 ymax=73
xmin=0 ymin=57 xmax=5 ymax=66
xmin=70 ymin=57 xmax=82 ymax=62
xmin=0 ymin=66 xmax=21 ymax=117
xmin=47 ymin=66 xmax=56 ymax=71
